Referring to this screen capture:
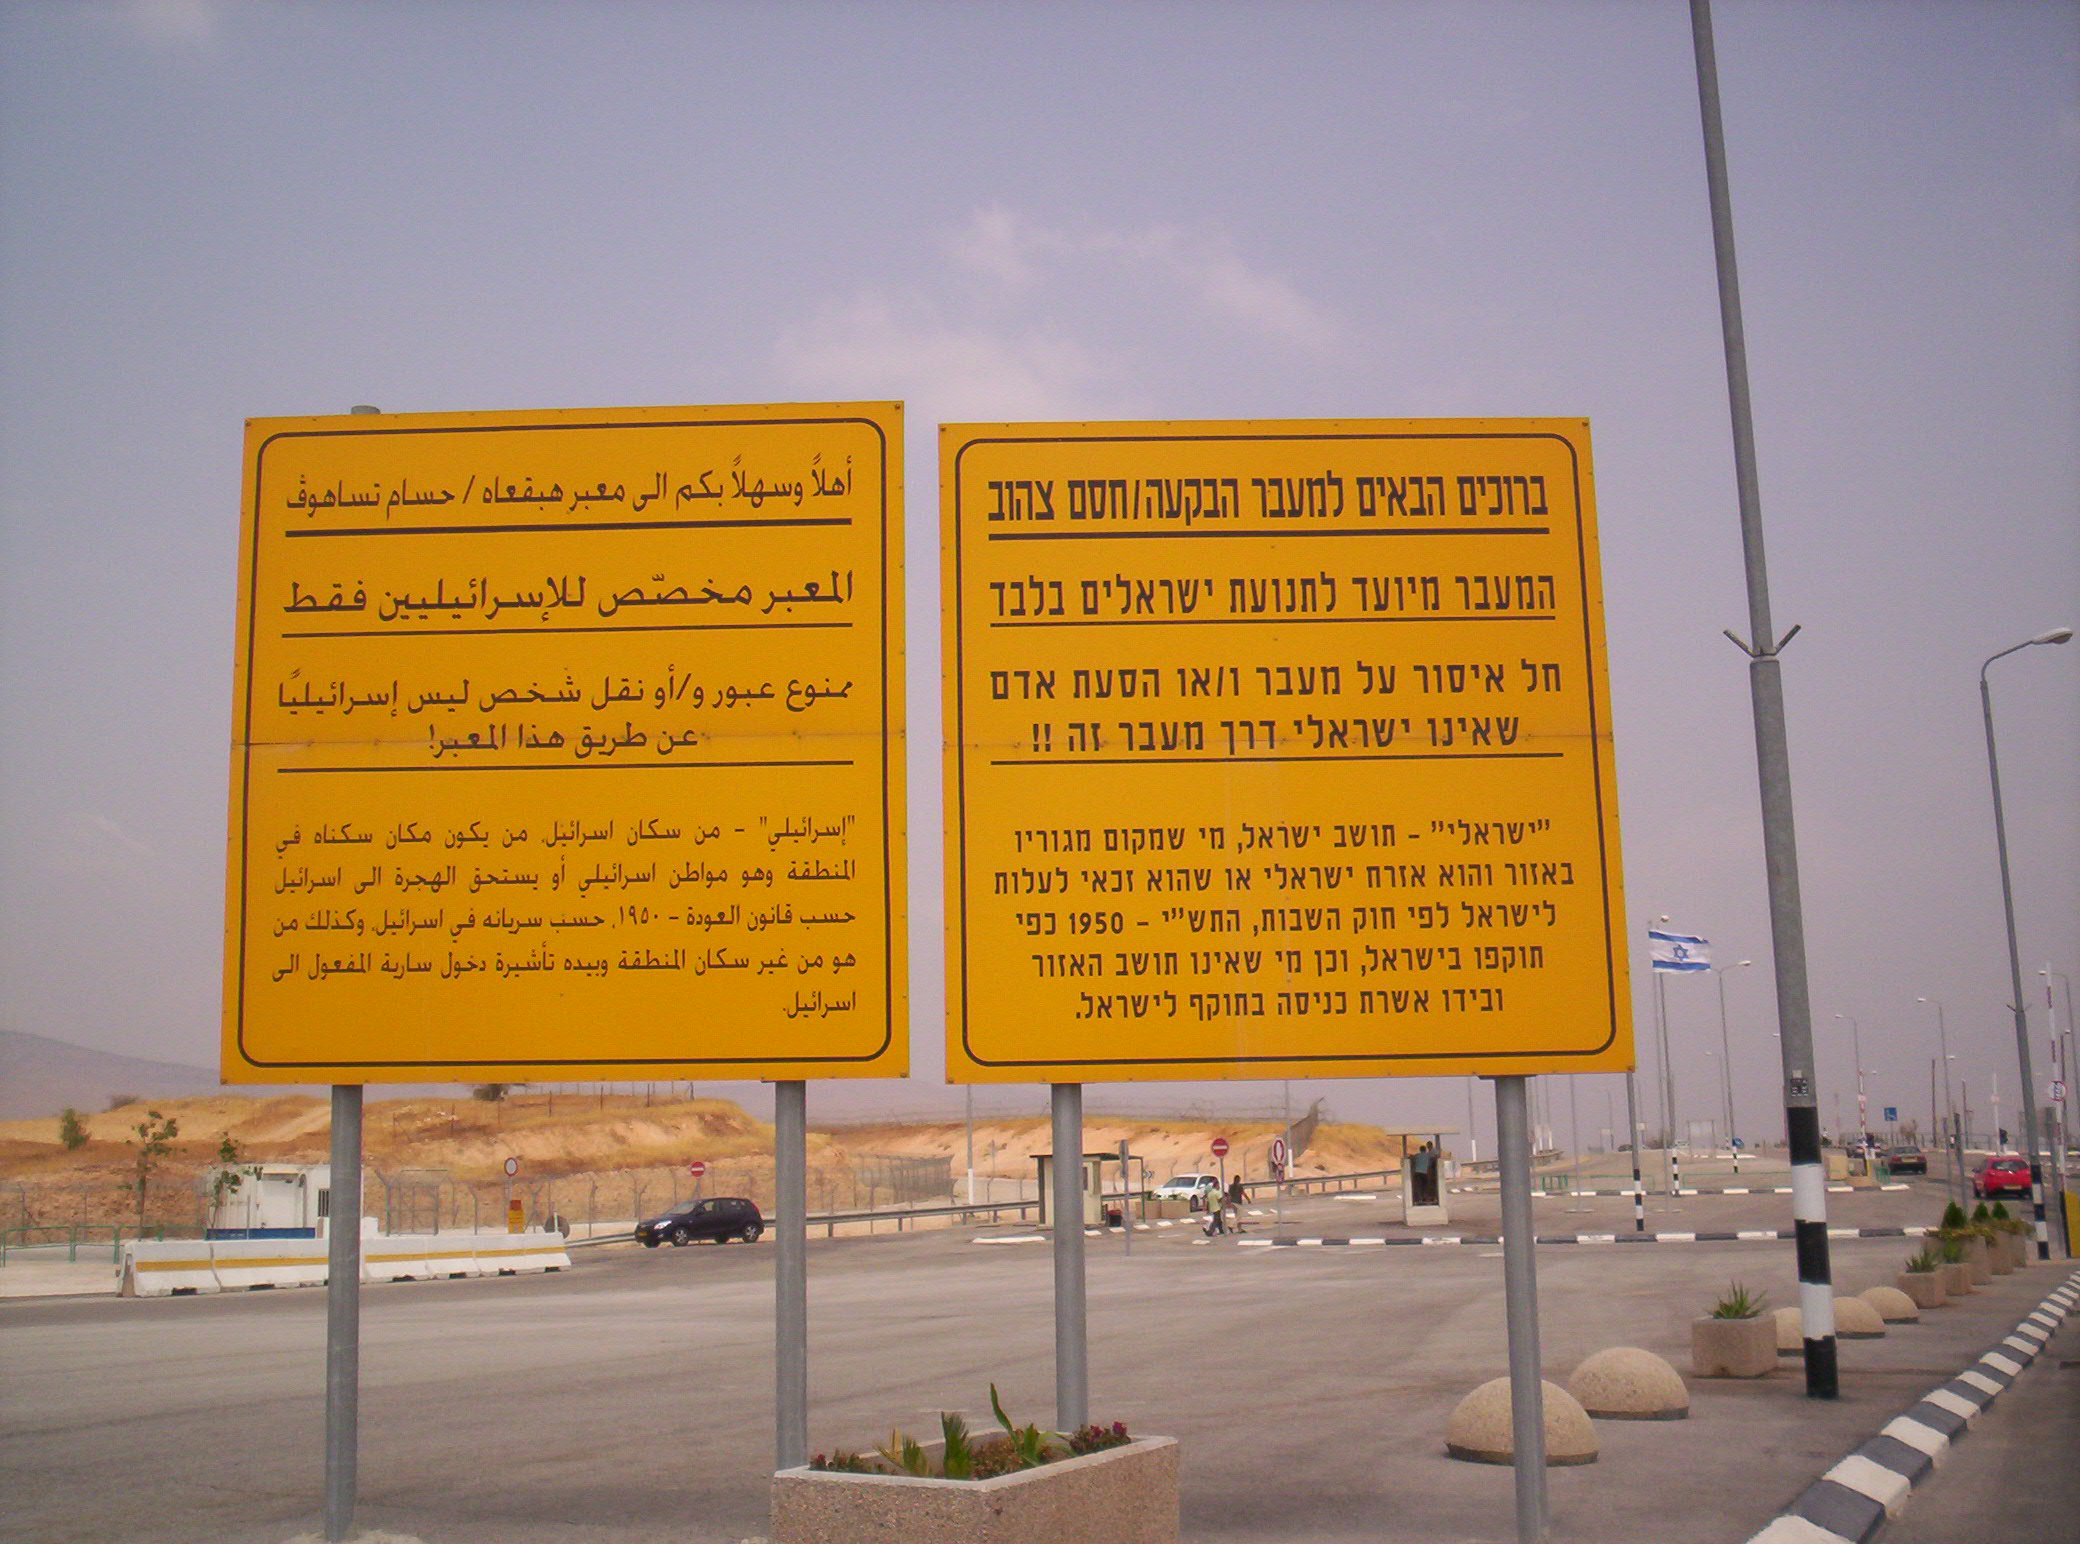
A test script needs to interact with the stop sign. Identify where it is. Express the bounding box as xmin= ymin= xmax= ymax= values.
xmin=689 ymin=1160 xmax=707 ymax=1178
xmin=1211 ymin=1136 xmax=1230 ymax=1157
